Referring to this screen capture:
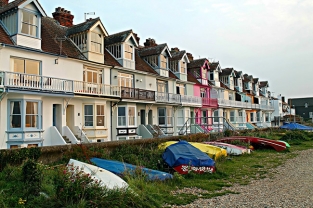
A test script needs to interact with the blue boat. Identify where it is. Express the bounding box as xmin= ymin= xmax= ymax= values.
xmin=90 ymin=157 xmax=173 ymax=181
xmin=162 ymin=140 xmax=216 ymax=174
